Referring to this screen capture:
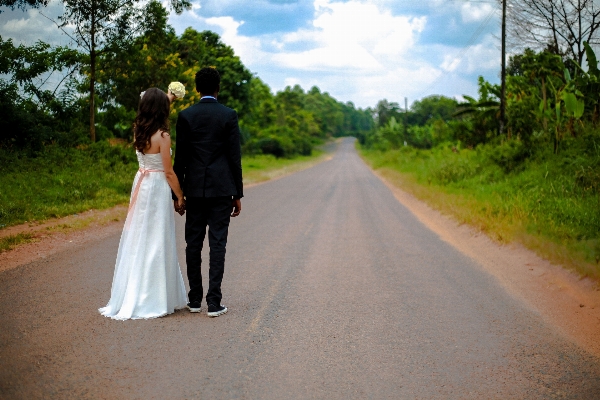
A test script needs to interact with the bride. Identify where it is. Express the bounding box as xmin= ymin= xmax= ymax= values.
xmin=99 ymin=87 xmax=187 ymax=320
